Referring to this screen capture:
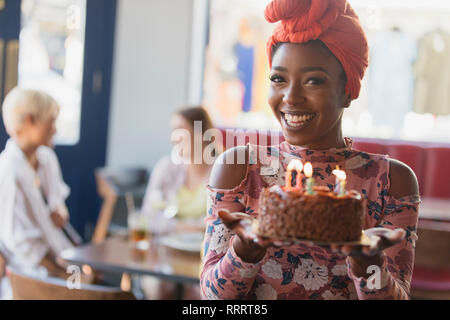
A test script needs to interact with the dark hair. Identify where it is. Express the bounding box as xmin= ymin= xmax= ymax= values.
xmin=176 ymin=106 xmax=214 ymax=134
